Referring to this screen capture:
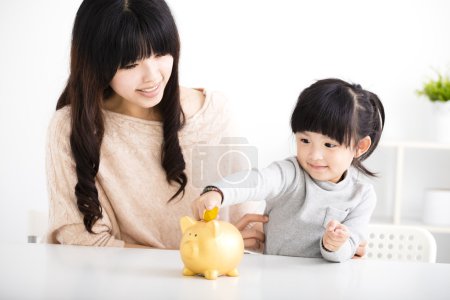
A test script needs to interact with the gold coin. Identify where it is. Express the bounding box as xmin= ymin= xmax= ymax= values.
xmin=203 ymin=207 xmax=219 ymax=222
